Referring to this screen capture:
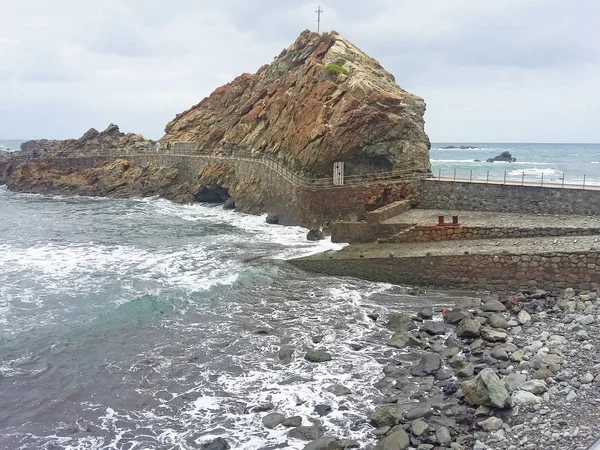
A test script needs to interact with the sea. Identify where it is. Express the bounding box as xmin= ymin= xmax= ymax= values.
xmin=0 ymin=141 xmax=598 ymax=449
